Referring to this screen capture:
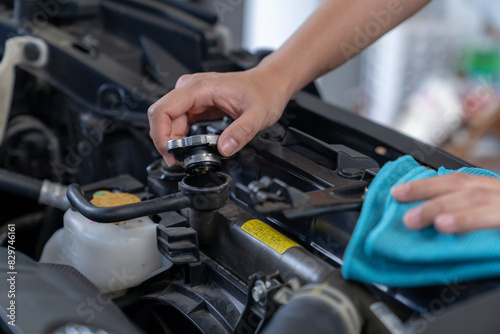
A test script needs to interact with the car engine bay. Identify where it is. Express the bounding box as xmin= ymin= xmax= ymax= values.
xmin=1 ymin=1 xmax=500 ymax=334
